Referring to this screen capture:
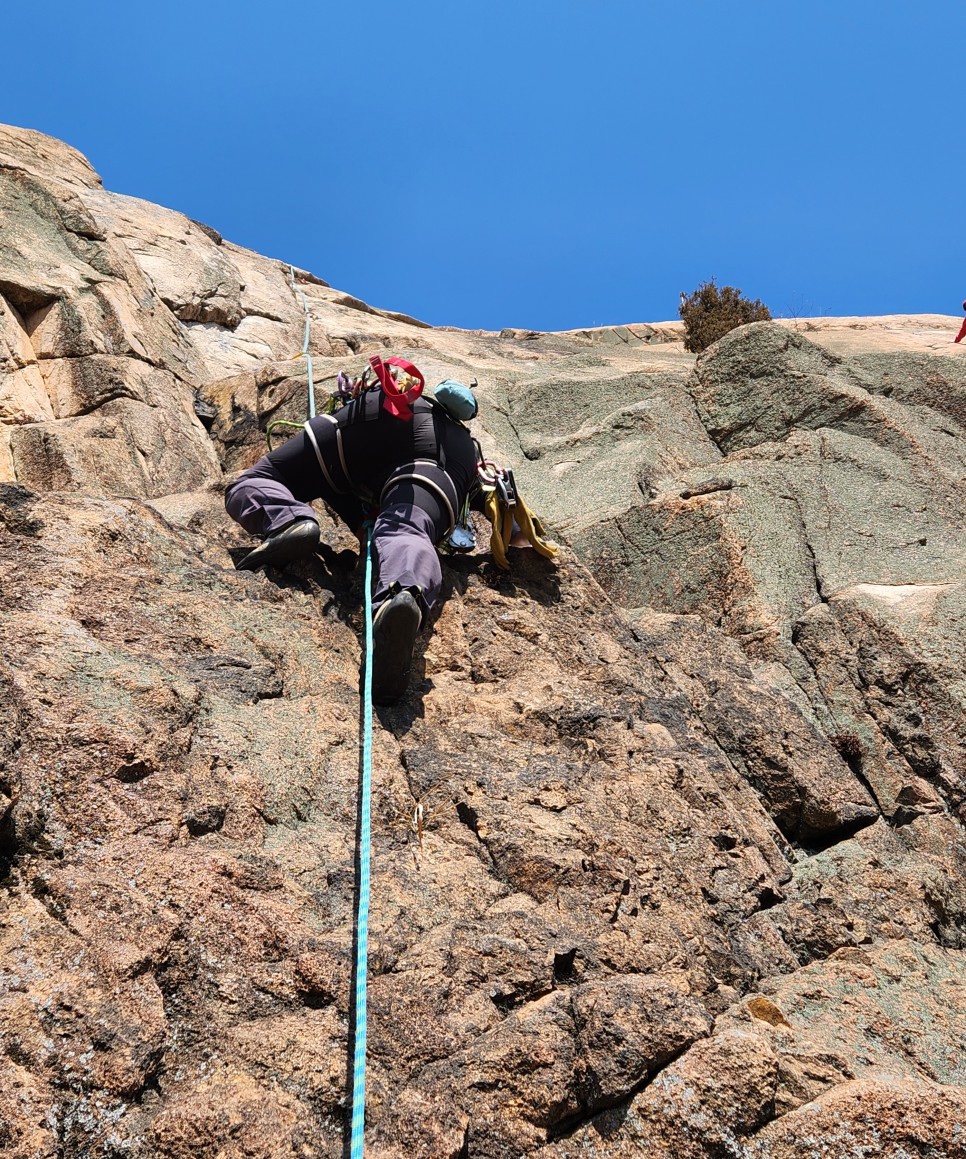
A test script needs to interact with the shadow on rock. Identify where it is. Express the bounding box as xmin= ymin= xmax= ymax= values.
xmin=443 ymin=546 xmax=563 ymax=608
xmin=225 ymin=540 xmax=365 ymax=625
